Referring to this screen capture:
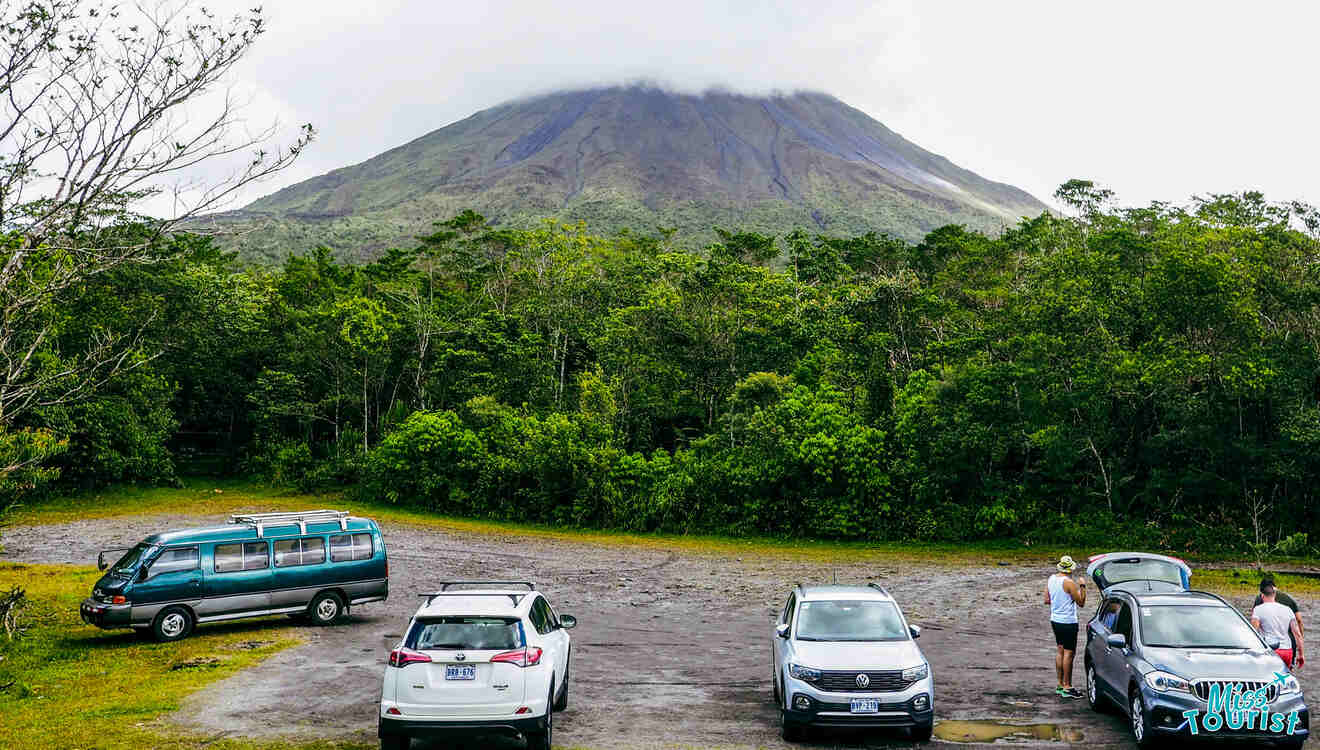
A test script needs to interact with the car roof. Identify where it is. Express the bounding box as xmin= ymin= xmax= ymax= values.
xmin=798 ymin=584 xmax=893 ymax=602
xmin=1114 ymin=589 xmax=1228 ymax=607
xmin=142 ymin=516 xmax=378 ymax=545
xmin=413 ymin=590 xmax=539 ymax=618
